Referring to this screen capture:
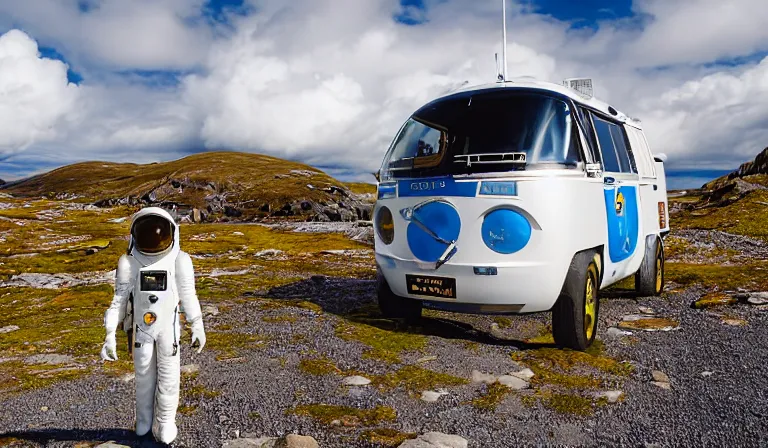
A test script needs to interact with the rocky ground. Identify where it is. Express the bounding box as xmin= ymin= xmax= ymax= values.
xmin=1 ymin=193 xmax=768 ymax=448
